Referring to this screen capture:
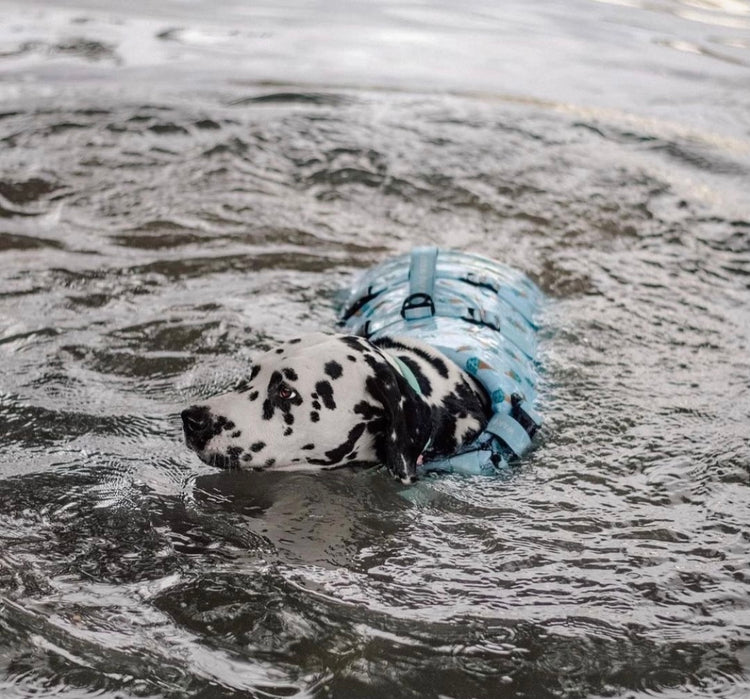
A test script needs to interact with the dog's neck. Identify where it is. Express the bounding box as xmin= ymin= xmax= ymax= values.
xmin=375 ymin=339 xmax=492 ymax=462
